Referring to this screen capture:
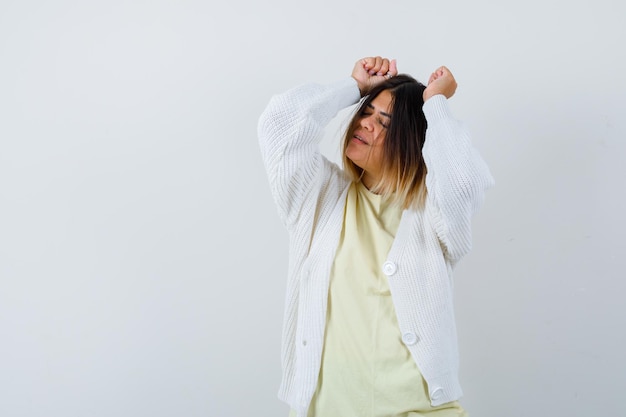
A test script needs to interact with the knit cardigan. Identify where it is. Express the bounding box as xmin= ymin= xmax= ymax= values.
xmin=258 ymin=77 xmax=494 ymax=416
